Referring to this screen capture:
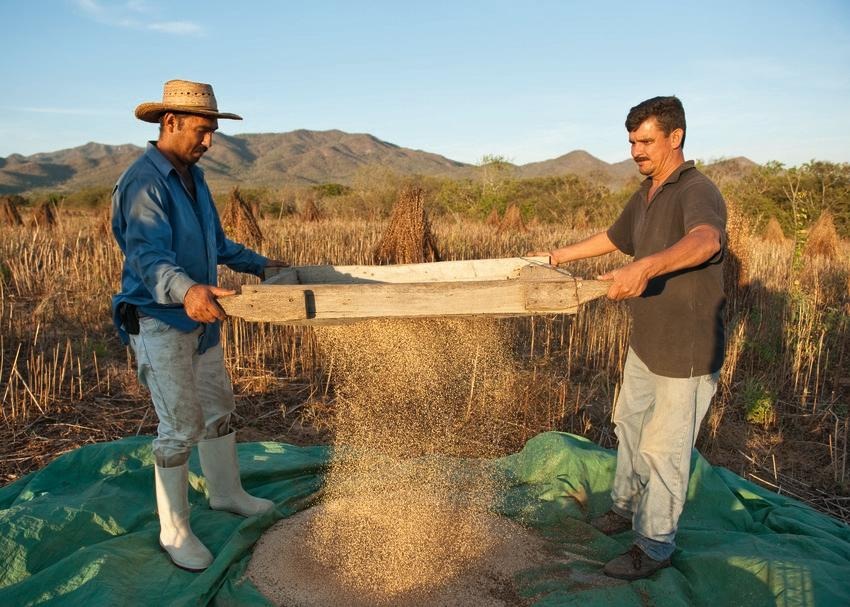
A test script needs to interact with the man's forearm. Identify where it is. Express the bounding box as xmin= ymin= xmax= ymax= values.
xmin=551 ymin=231 xmax=619 ymax=265
xmin=637 ymin=224 xmax=722 ymax=279
xmin=599 ymin=224 xmax=723 ymax=301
